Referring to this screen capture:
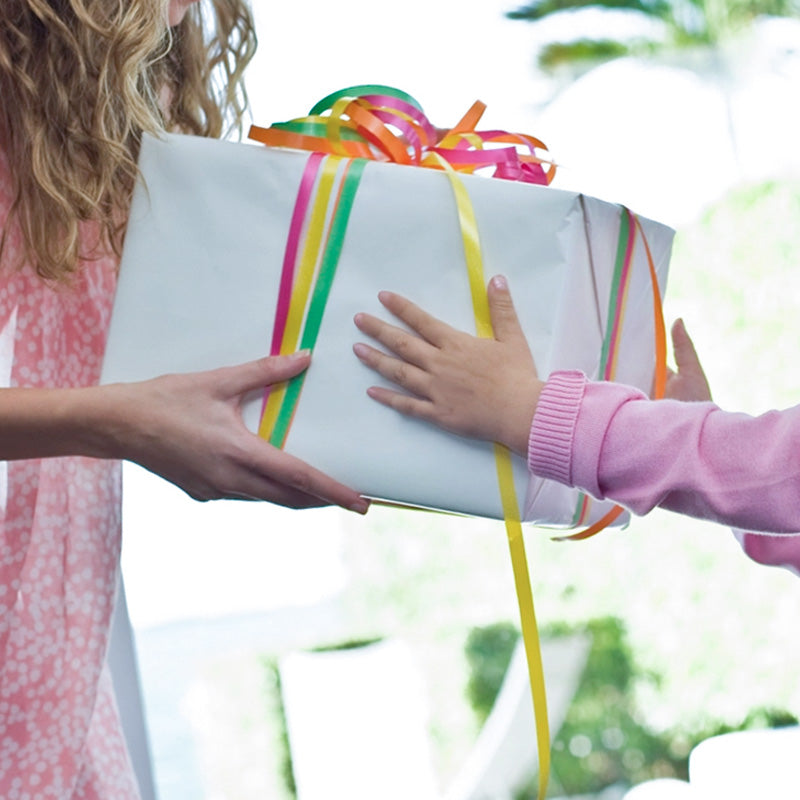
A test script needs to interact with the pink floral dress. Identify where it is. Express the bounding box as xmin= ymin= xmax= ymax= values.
xmin=0 ymin=155 xmax=141 ymax=798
